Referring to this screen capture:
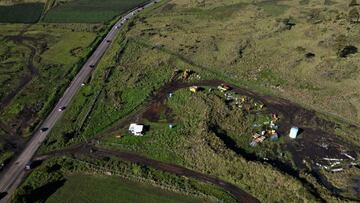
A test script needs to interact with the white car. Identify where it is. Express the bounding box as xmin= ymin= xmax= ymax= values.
xmin=58 ymin=106 xmax=66 ymax=112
